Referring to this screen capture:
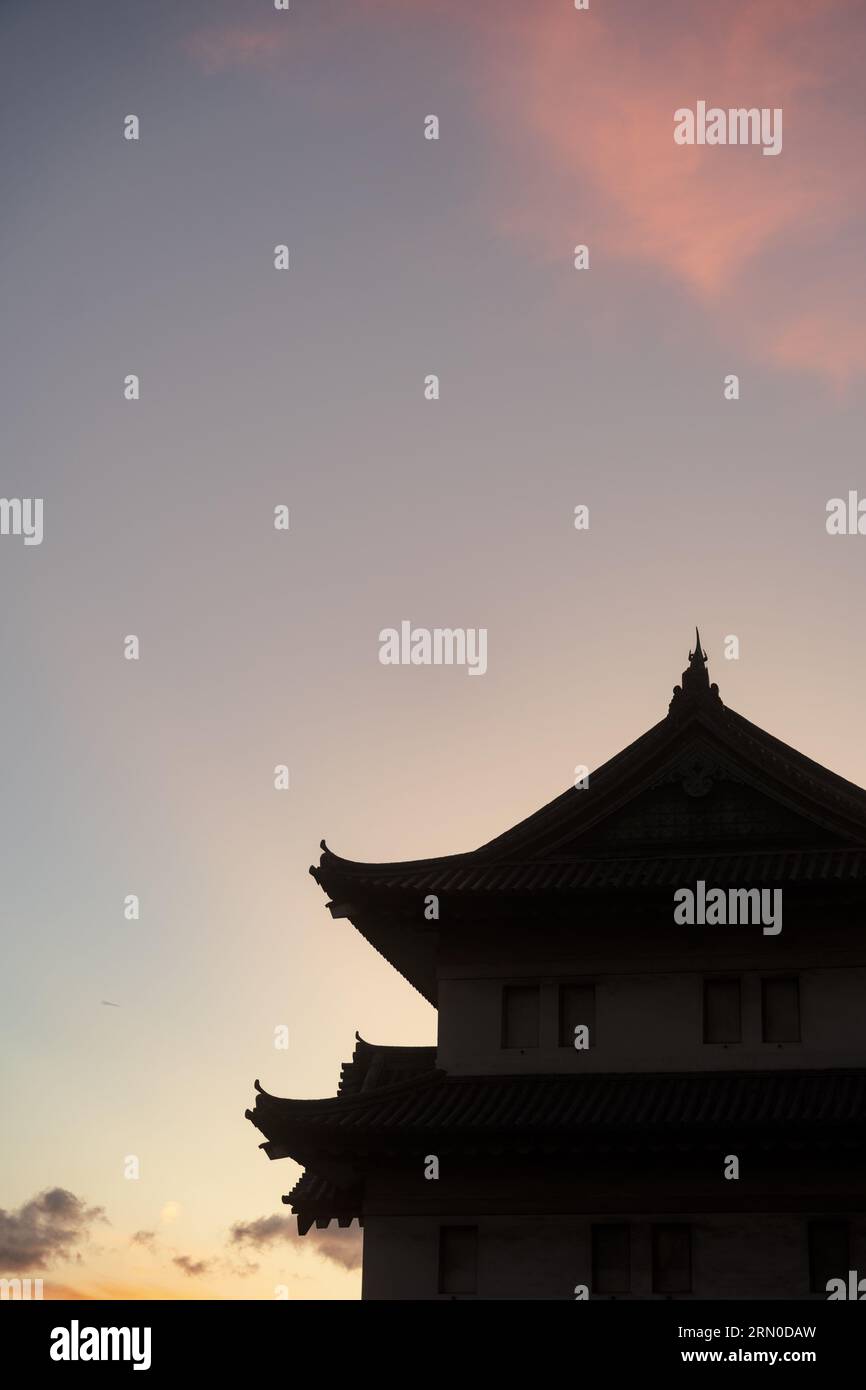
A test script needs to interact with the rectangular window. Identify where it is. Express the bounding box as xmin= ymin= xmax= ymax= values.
xmin=652 ymin=1224 xmax=692 ymax=1294
xmin=438 ymin=1225 xmax=478 ymax=1295
xmin=703 ymin=978 xmax=741 ymax=1043
xmin=501 ymin=984 xmax=540 ymax=1048
xmin=559 ymin=982 xmax=596 ymax=1048
xmin=809 ymin=1221 xmax=849 ymax=1294
xmin=591 ymin=1224 xmax=630 ymax=1293
xmin=762 ymin=976 xmax=800 ymax=1043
